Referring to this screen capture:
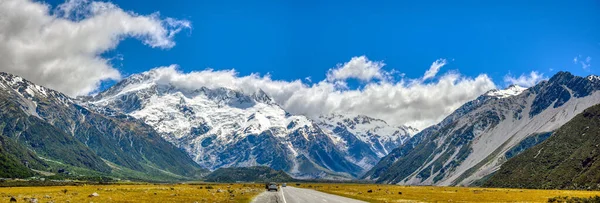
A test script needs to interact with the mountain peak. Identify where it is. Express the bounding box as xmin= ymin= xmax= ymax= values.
xmin=484 ymin=84 xmax=526 ymax=98
xmin=252 ymin=89 xmax=275 ymax=104
xmin=548 ymin=71 xmax=575 ymax=83
xmin=93 ymin=72 xmax=277 ymax=106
